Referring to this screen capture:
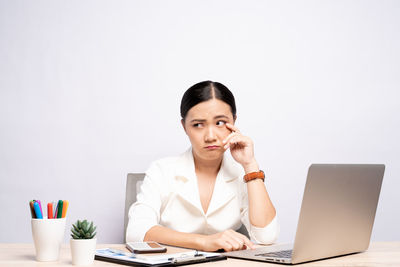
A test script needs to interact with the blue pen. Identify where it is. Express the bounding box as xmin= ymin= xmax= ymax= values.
xmin=37 ymin=200 xmax=43 ymax=217
xmin=33 ymin=201 xmax=43 ymax=219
